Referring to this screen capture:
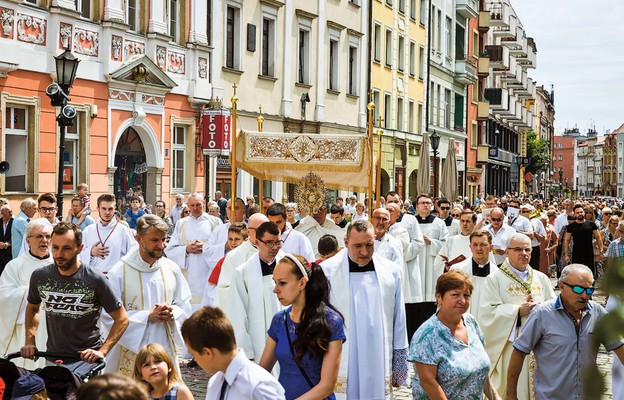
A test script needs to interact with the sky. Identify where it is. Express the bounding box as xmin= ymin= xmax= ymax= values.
xmin=510 ymin=0 xmax=624 ymax=135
